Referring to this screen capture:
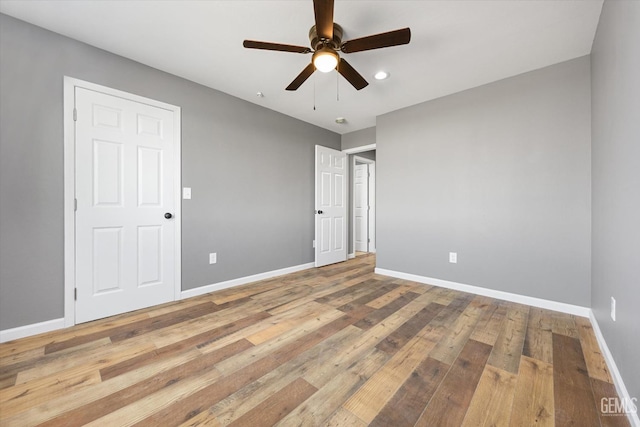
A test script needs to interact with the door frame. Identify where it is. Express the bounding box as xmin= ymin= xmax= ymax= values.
xmin=63 ymin=77 xmax=182 ymax=327
xmin=351 ymin=155 xmax=376 ymax=254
